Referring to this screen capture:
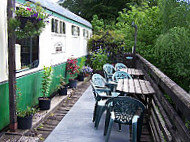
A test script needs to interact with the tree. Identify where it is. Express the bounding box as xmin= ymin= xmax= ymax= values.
xmin=159 ymin=0 xmax=190 ymax=32
xmin=60 ymin=0 xmax=139 ymax=21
